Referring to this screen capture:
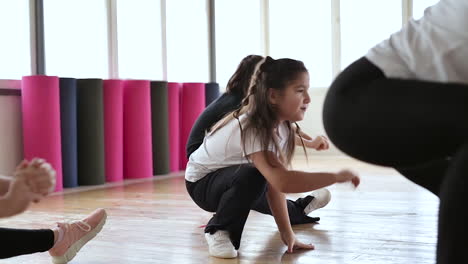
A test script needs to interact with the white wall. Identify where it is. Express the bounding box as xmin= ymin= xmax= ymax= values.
xmin=0 ymin=95 xmax=23 ymax=175
xmin=296 ymin=88 xmax=344 ymax=156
